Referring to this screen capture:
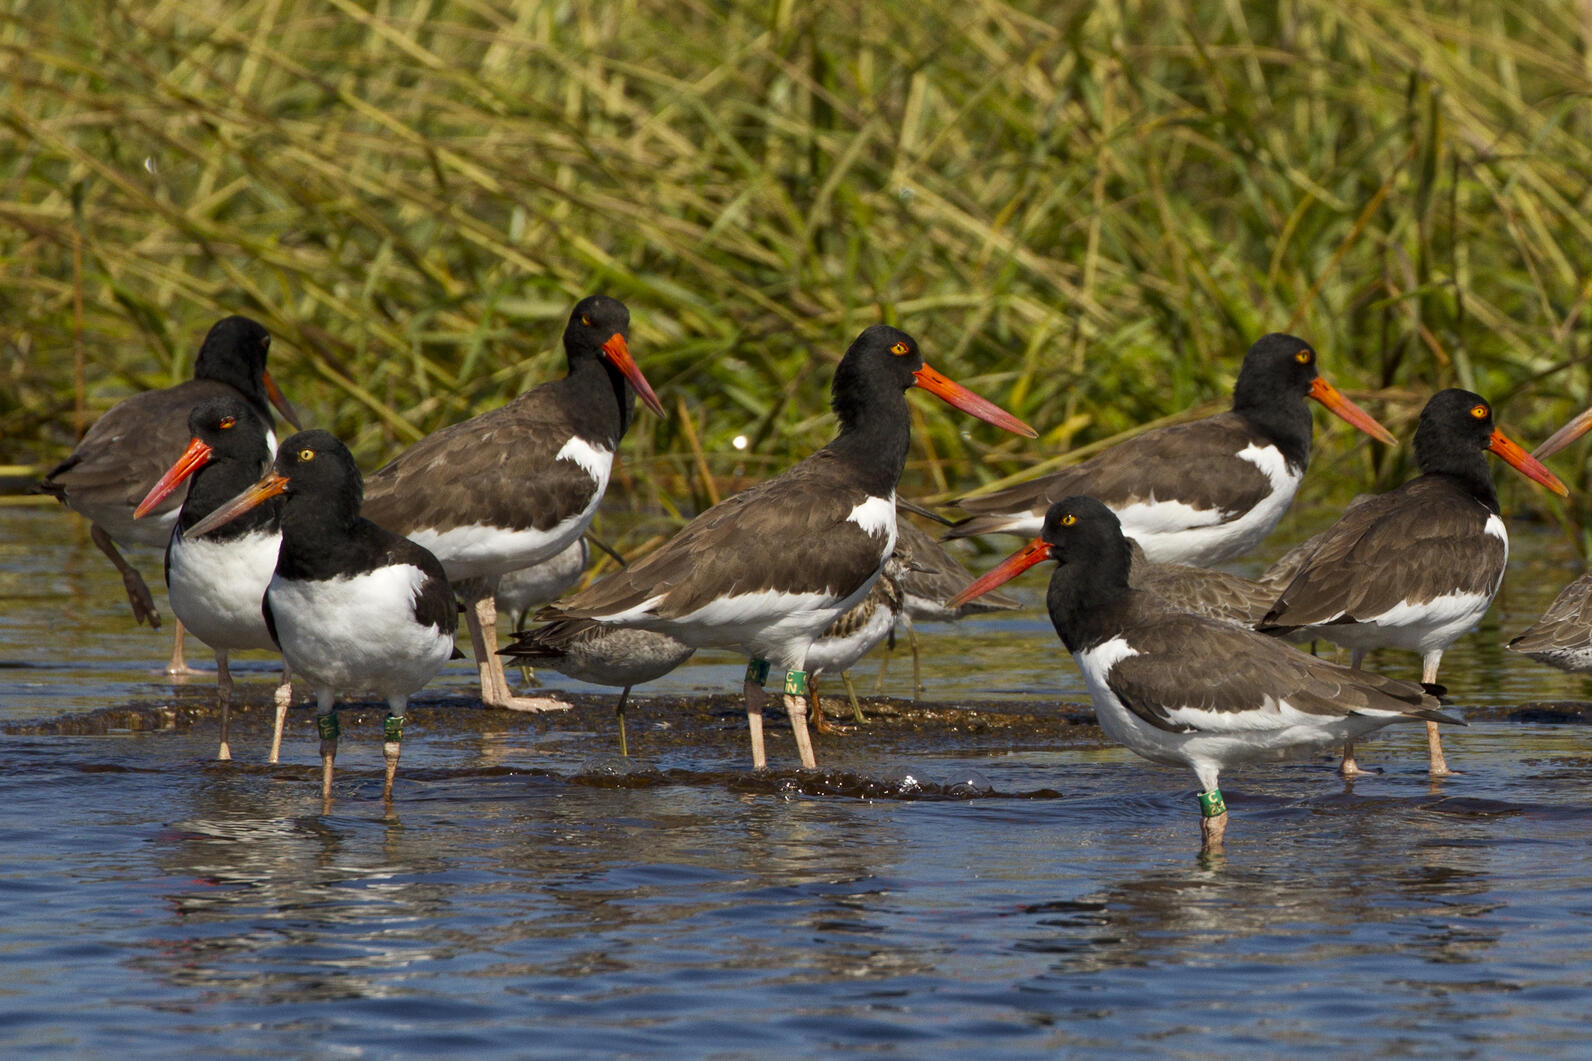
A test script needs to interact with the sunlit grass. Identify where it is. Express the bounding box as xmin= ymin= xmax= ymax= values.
xmin=5 ymin=0 xmax=1592 ymax=549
